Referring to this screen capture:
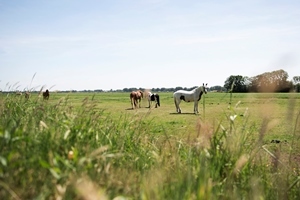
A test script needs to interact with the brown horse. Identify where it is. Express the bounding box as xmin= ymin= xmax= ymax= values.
xmin=130 ymin=90 xmax=143 ymax=109
xmin=43 ymin=89 xmax=50 ymax=100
